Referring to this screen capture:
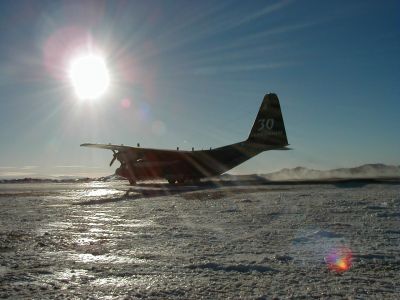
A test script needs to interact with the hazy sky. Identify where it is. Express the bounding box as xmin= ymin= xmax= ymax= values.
xmin=0 ymin=0 xmax=399 ymax=178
